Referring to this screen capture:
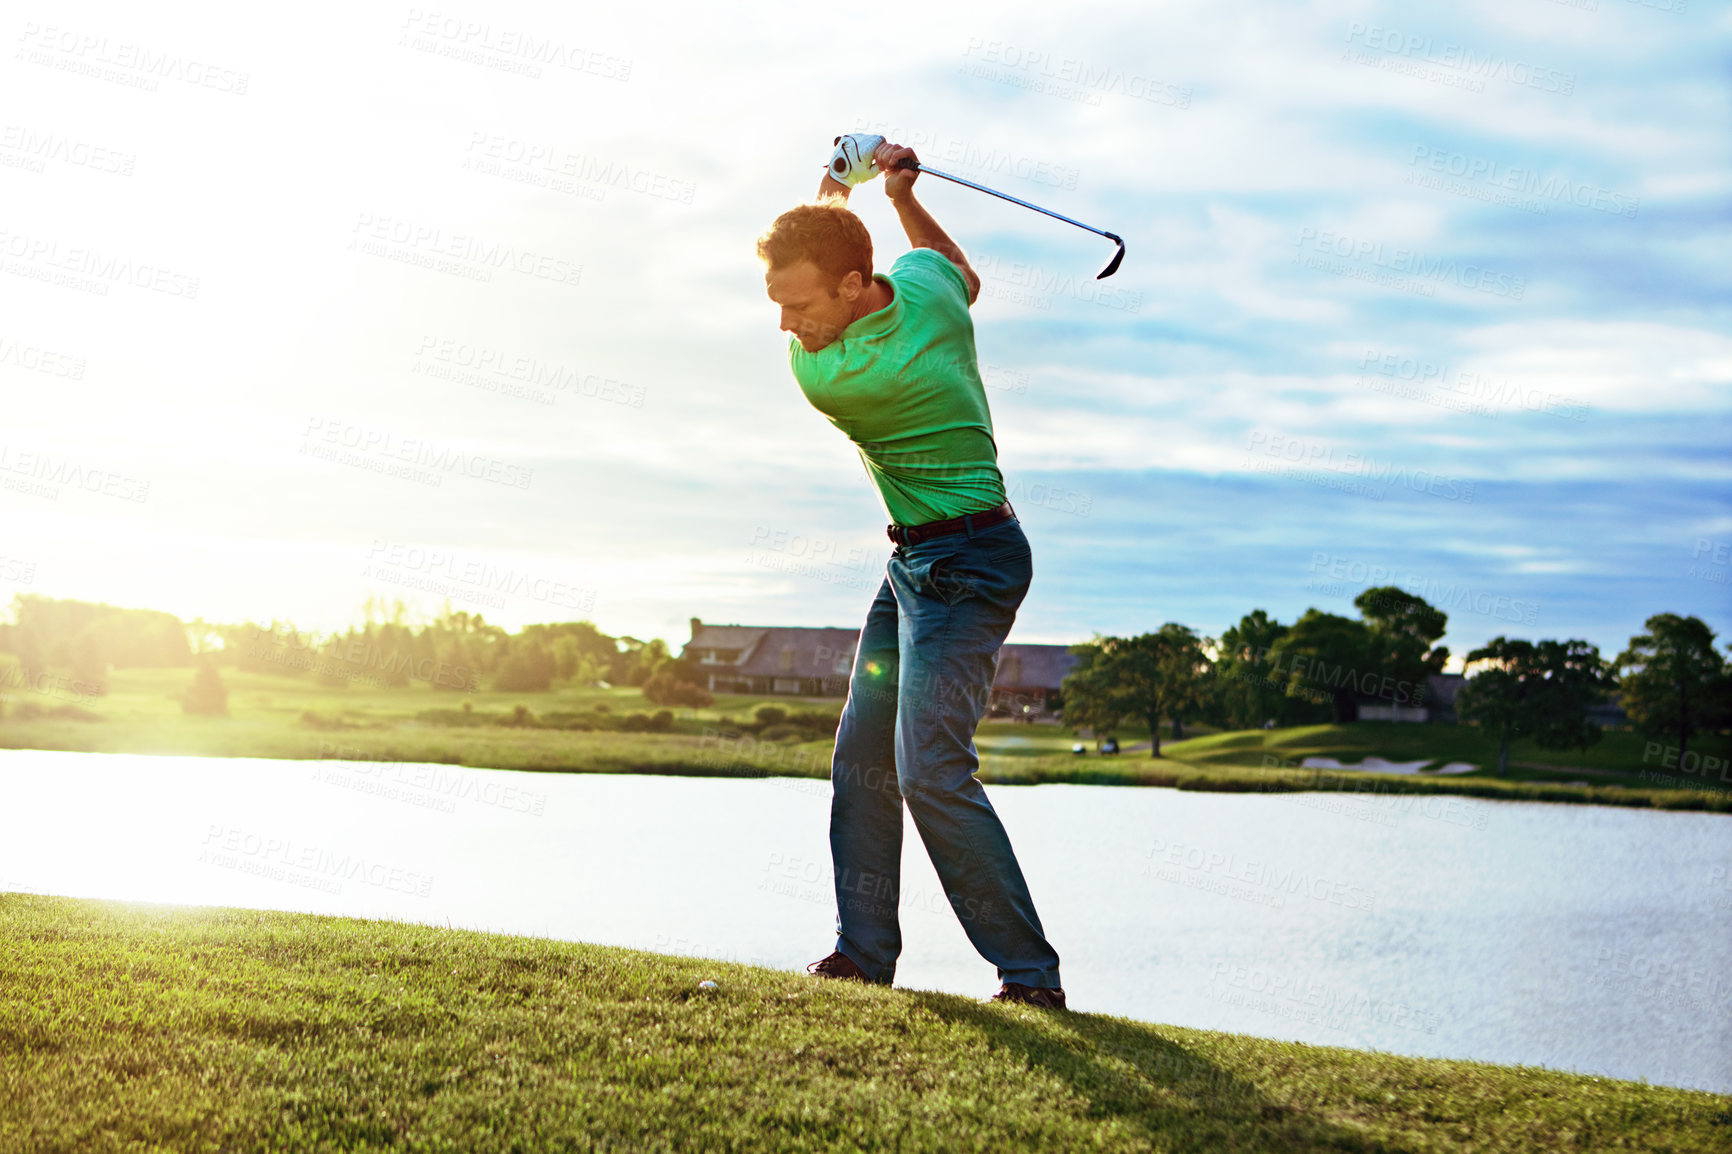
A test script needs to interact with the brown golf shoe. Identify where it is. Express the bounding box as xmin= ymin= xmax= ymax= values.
xmin=991 ymin=982 xmax=1068 ymax=1010
xmin=806 ymin=950 xmax=875 ymax=984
